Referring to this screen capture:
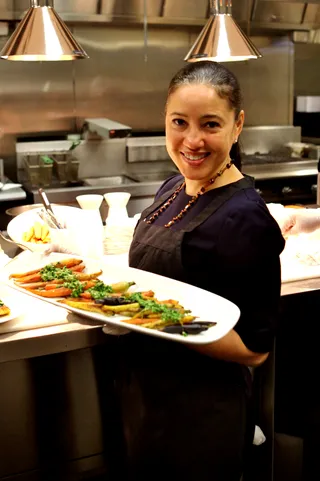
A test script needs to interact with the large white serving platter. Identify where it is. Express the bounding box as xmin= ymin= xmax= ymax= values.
xmin=1 ymin=252 xmax=240 ymax=345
